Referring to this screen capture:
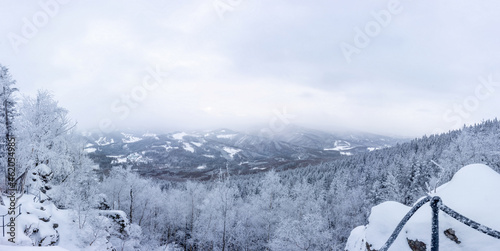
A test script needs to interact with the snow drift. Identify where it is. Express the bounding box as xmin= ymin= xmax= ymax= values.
xmin=346 ymin=164 xmax=500 ymax=251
